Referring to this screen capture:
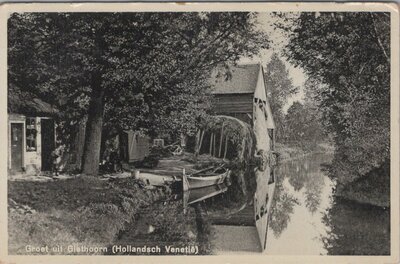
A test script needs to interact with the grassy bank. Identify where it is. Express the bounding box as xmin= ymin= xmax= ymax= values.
xmin=8 ymin=176 xmax=172 ymax=255
xmin=335 ymin=163 xmax=390 ymax=208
